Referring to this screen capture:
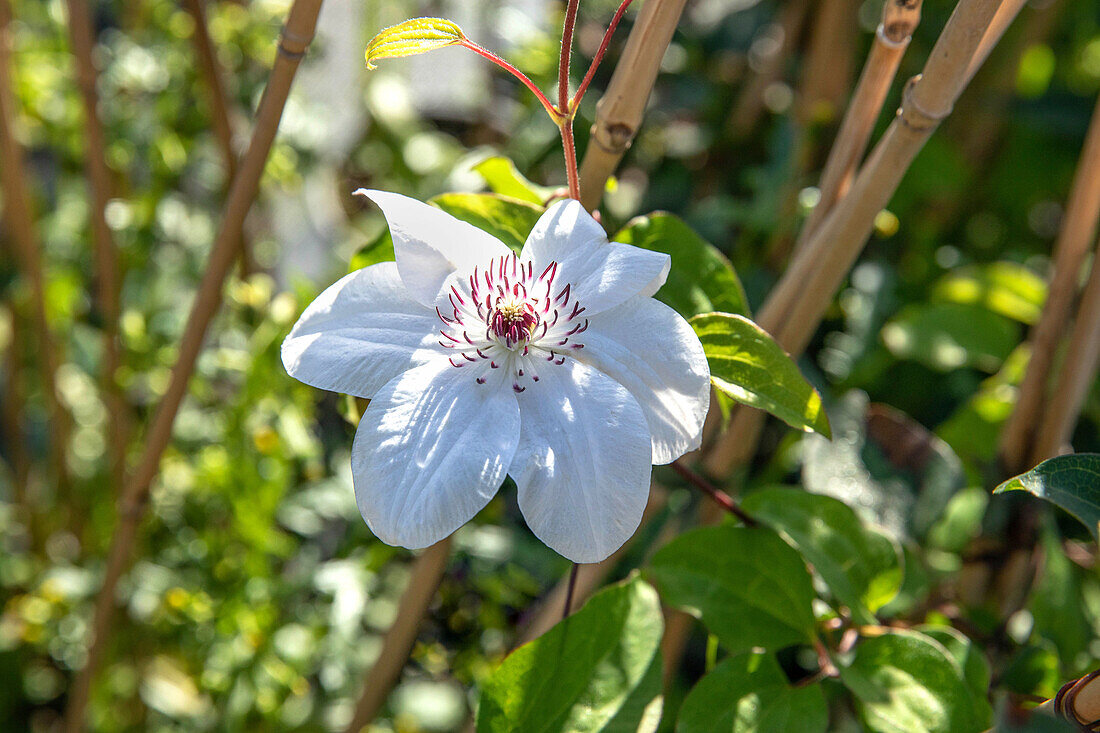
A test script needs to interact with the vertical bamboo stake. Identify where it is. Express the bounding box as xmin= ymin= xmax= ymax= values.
xmin=705 ymin=0 xmax=1013 ymax=475
xmin=65 ymin=0 xmax=127 ymax=495
xmin=795 ymin=0 xmax=923 ymax=253
xmin=577 ymin=0 xmax=690 ymax=211
xmin=63 ymin=2 xmax=324 ymax=729
xmin=1030 ymin=241 xmax=1100 ymax=464
xmin=1 ymin=300 xmax=29 ymax=509
xmin=796 ymin=0 xmax=858 ymax=126
xmin=727 ymin=0 xmax=809 ymax=138
xmin=342 ymin=539 xmax=452 ymax=733
xmin=962 ymin=0 xmax=1031 ymax=87
xmin=182 ymin=0 xmax=253 ymax=276
xmin=999 ymin=93 xmax=1100 ymax=473
xmin=0 ymin=0 xmax=70 ymax=492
